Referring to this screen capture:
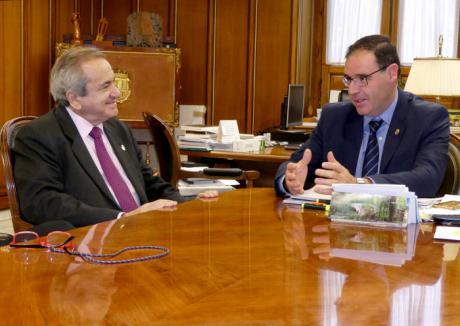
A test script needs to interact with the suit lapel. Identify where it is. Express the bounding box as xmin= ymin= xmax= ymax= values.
xmin=54 ymin=107 xmax=119 ymax=207
xmin=342 ymin=110 xmax=364 ymax=173
xmin=380 ymin=89 xmax=409 ymax=171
